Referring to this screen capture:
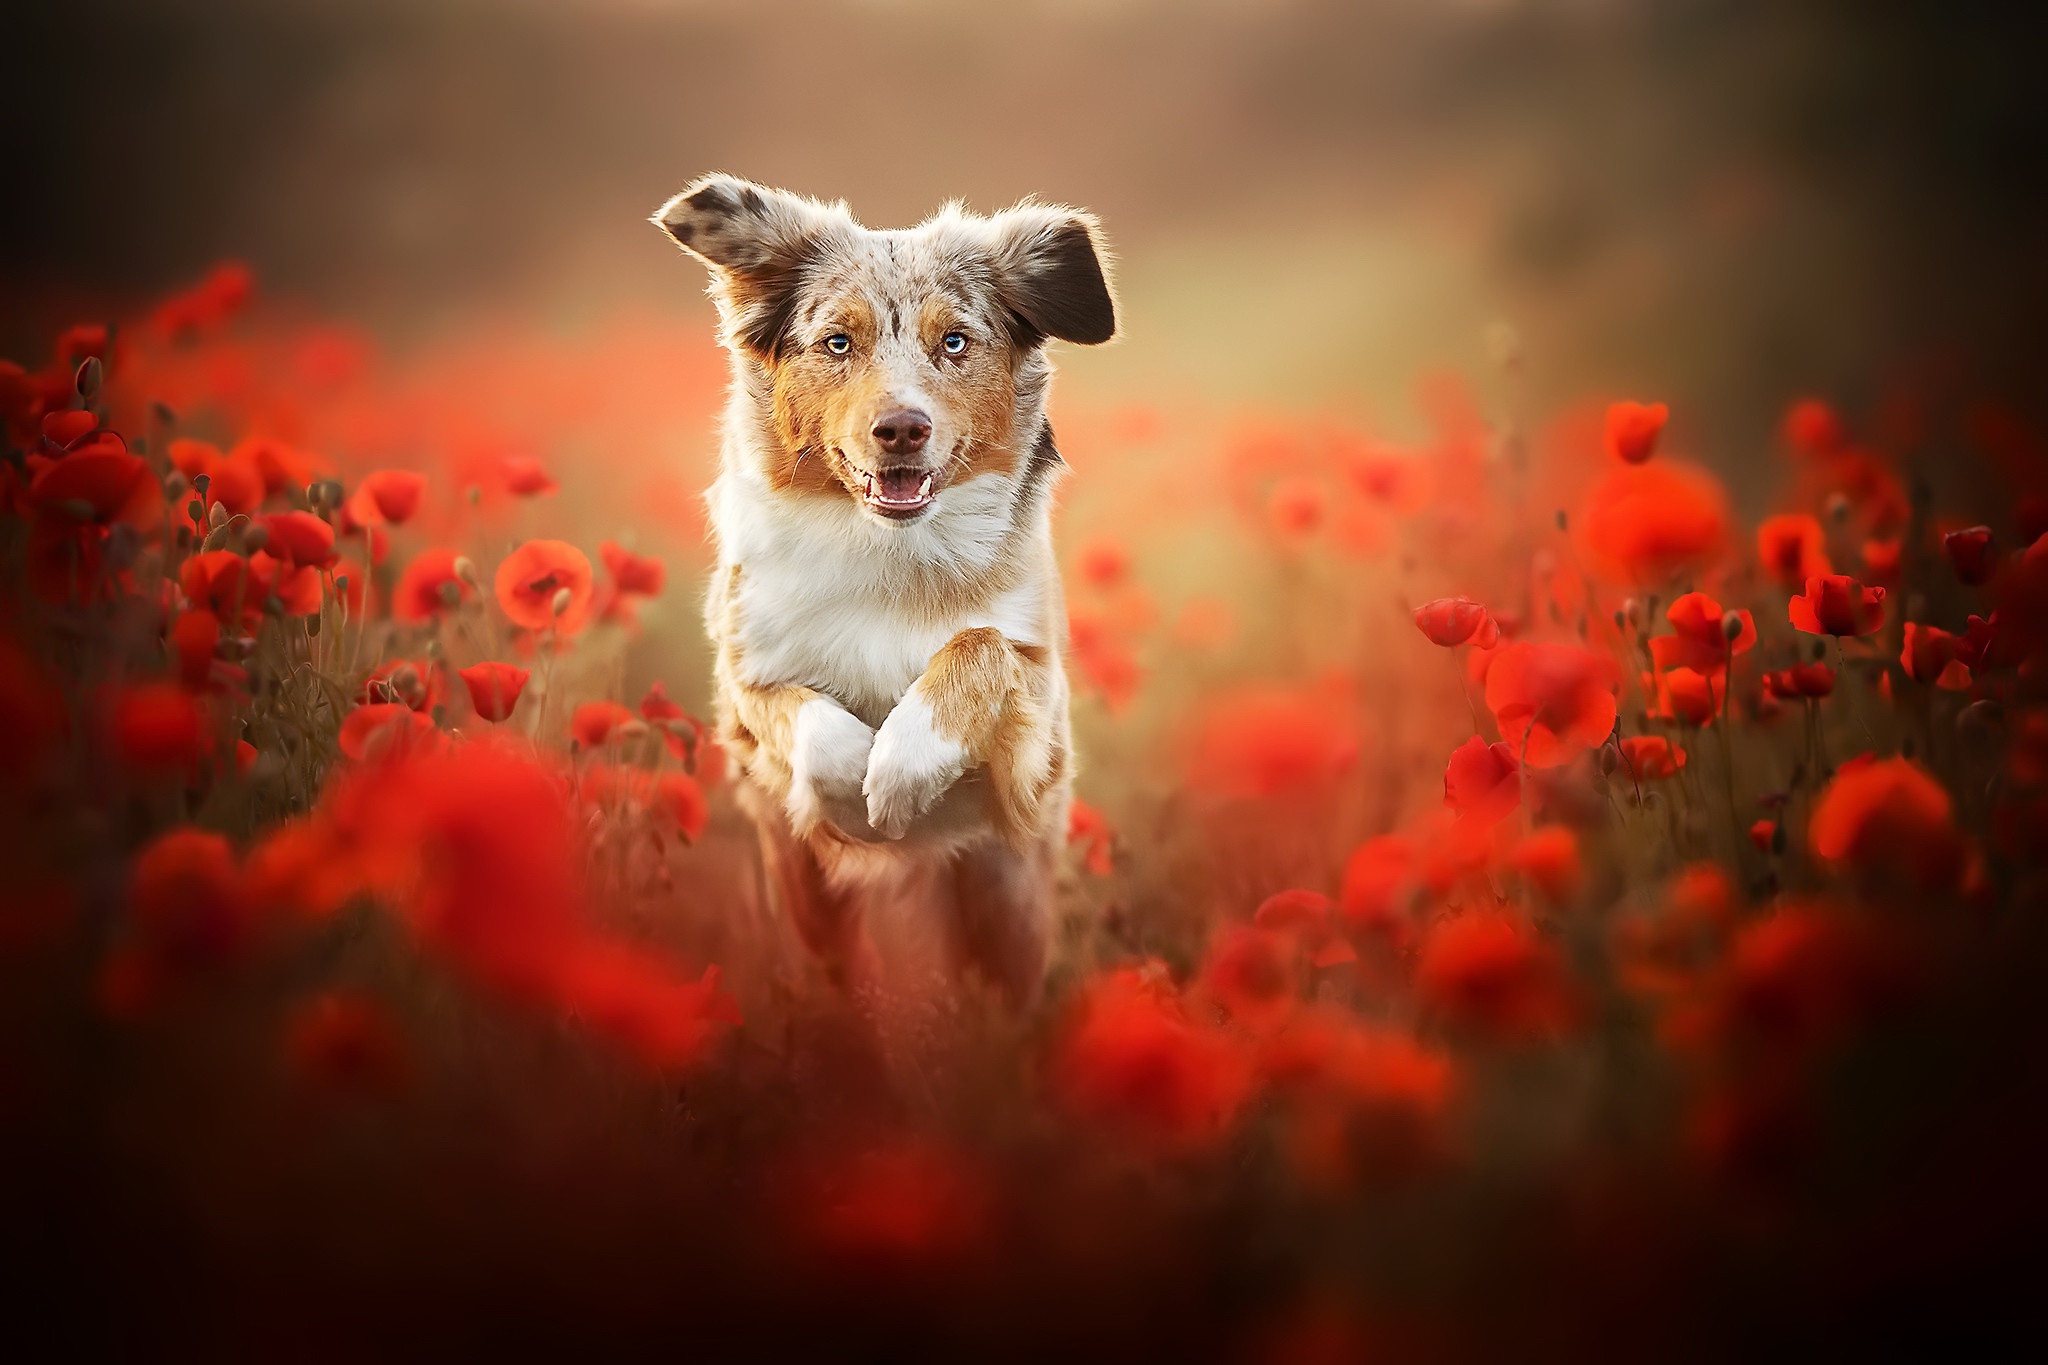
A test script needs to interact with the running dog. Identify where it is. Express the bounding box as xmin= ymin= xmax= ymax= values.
xmin=652 ymin=174 xmax=1116 ymax=1005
